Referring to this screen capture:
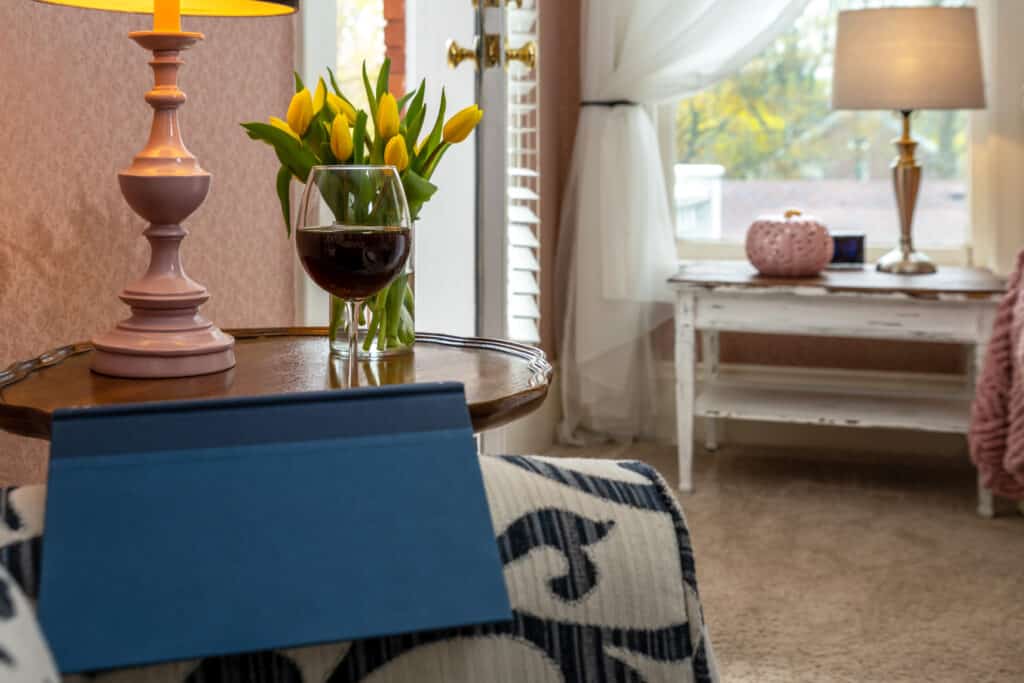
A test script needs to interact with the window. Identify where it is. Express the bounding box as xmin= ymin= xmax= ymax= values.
xmin=673 ymin=0 xmax=972 ymax=252
xmin=336 ymin=0 xmax=387 ymax=106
